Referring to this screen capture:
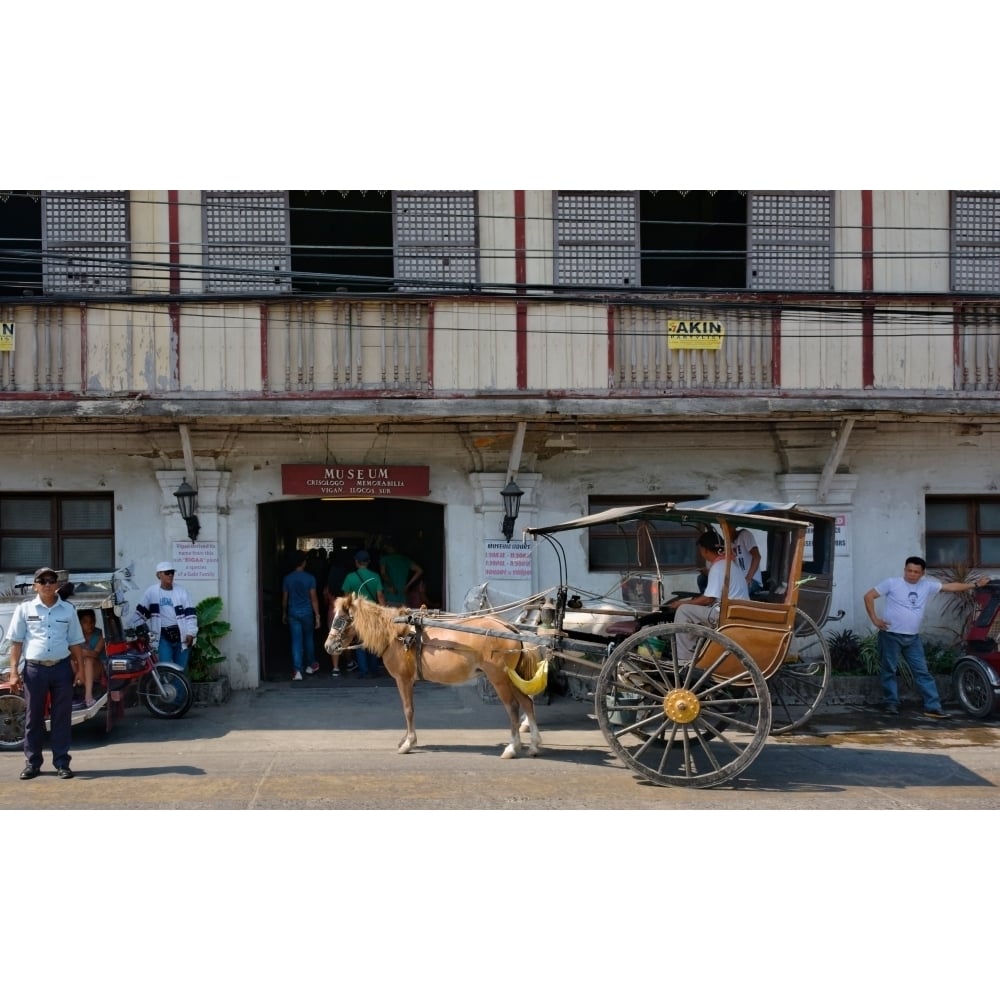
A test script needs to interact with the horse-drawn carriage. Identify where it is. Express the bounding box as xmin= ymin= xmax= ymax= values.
xmin=326 ymin=499 xmax=837 ymax=789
